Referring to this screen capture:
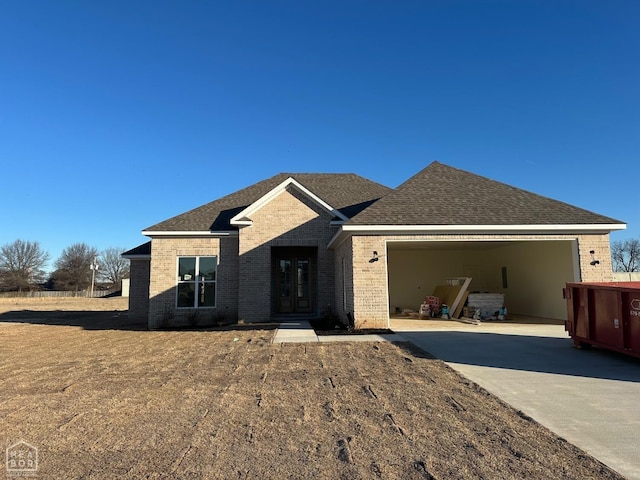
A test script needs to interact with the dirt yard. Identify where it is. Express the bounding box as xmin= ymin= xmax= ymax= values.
xmin=0 ymin=298 xmax=622 ymax=479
